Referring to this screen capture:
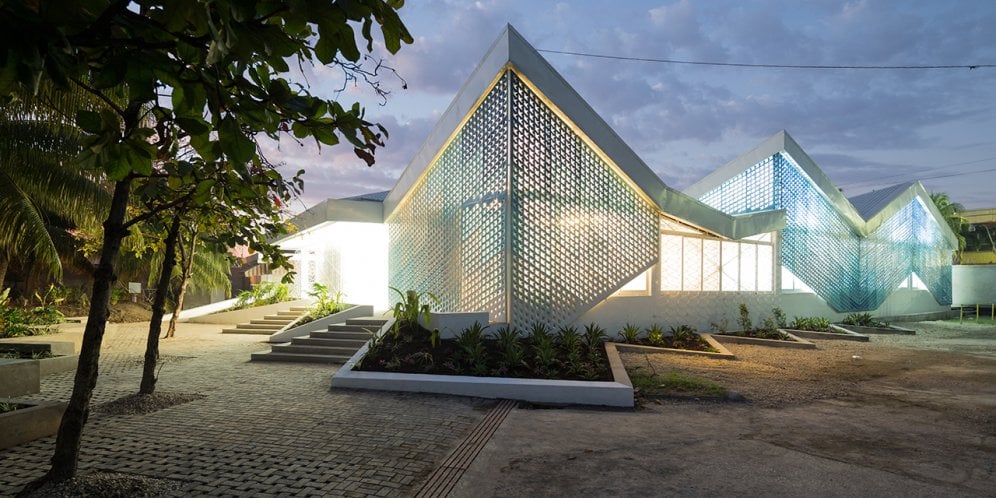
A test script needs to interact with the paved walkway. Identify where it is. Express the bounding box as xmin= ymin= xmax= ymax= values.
xmin=0 ymin=321 xmax=488 ymax=497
